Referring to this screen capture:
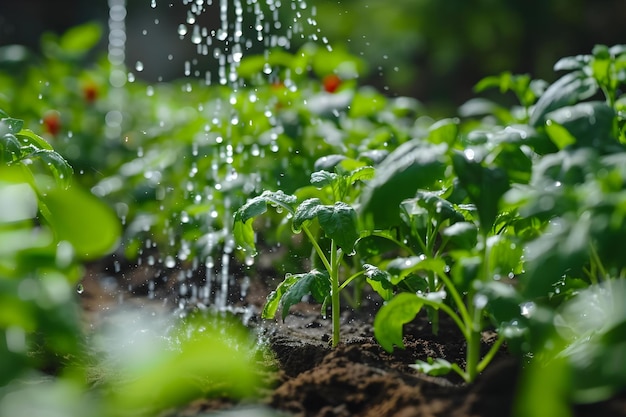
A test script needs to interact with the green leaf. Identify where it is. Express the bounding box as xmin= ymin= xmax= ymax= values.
xmin=487 ymin=234 xmax=524 ymax=276
xmin=262 ymin=270 xmax=331 ymax=321
xmin=233 ymin=218 xmax=256 ymax=254
xmin=235 ymin=190 xmax=297 ymax=224
xmin=490 ymin=143 xmax=533 ymax=184
xmin=16 ymin=129 xmax=54 ymax=151
xmin=29 ymin=149 xmax=73 ymax=188
xmin=530 ymin=71 xmax=598 ymax=127
xmin=407 ymin=191 xmax=465 ymax=225
xmin=553 ymin=55 xmax=590 ymax=72
xmin=450 ymin=253 xmax=481 ymax=292
xmin=442 ymin=221 xmax=478 ymax=250
xmin=314 ymin=155 xmax=347 ymax=171
xmin=292 ymin=198 xmax=323 ymax=232
xmin=348 ymin=88 xmax=386 ymax=118
xmin=310 ymin=170 xmax=338 ymax=189
xmin=348 ymin=166 xmax=375 ymax=184
xmin=411 ymin=357 xmax=453 ymax=376
xmin=39 ymin=182 xmax=121 ymax=260
xmin=427 ymin=118 xmax=459 ymax=145
xmin=451 ymin=151 xmax=509 ymax=232
xmin=316 ymin=202 xmax=359 ymax=253
xmin=545 ymin=101 xmax=616 ymax=150
xmin=374 ymin=292 xmax=425 ymax=352
xmin=360 ymin=141 xmax=448 ymax=228
xmin=1 ymin=133 xmax=21 ymax=162
xmin=59 ymin=22 xmax=102 ymax=54
xmin=363 ymin=263 xmax=394 ymax=301
xmin=0 ymin=117 xmax=23 ymax=135
xmin=233 ymin=190 xmax=298 ymax=253
xmin=386 ymin=256 xmax=447 ymax=285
